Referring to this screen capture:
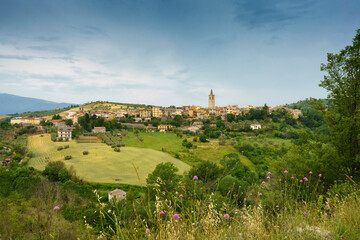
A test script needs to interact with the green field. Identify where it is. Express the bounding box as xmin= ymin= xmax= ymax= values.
xmin=122 ymin=132 xmax=255 ymax=169
xmin=27 ymin=134 xmax=190 ymax=185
